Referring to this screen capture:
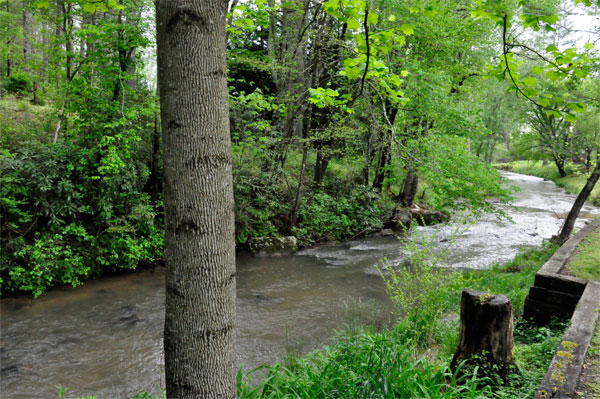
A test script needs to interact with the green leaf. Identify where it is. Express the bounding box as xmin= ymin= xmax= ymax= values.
xmin=33 ymin=0 xmax=49 ymax=8
xmin=545 ymin=44 xmax=559 ymax=52
xmin=538 ymin=98 xmax=551 ymax=107
xmin=82 ymin=3 xmax=97 ymax=13
xmin=545 ymin=70 xmax=561 ymax=82
xmin=347 ymin=19 xmax=360 ymax=30
xmin=584 ymin=42 xmax=594 ymax=50
xmin=400 ymin=24 xmax=415 ymax=35
xmin=521 ymin=77 xmax=537 ymax=87
xmin=388 ymin=15 xmax=396 ymax=22
xmin=564 ymin=114 xmax=577 ymax=124
xmin=470 ymin=6 xmax=488 ymax=19
xmin=531 ymin=66 xmax=545 ymax=75
xmin=567 ymin=102 xmax=586 ymax=113
xmin=424 ymin=8 xmax=438 ymax=17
